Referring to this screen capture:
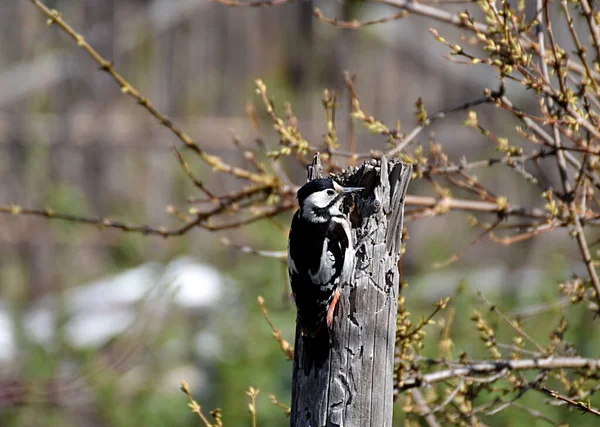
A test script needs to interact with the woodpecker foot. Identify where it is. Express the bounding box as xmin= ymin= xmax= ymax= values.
xmin=326 ymin=288 xmax=341 ymax=328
